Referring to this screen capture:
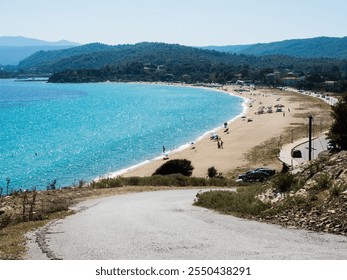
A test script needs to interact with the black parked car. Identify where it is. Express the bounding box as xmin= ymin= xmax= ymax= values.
xmin=237 ymin=167 xmax=275 ymax=182
xmin=327 ymin=140 xmax=336 ymax=150
xmin=237 ymin=171 xmax=270 ymax=182
xmin=291 ymin=150 xmax=302 ymax=158
xmin=253 ymin=167 xmax=276 ymax=176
